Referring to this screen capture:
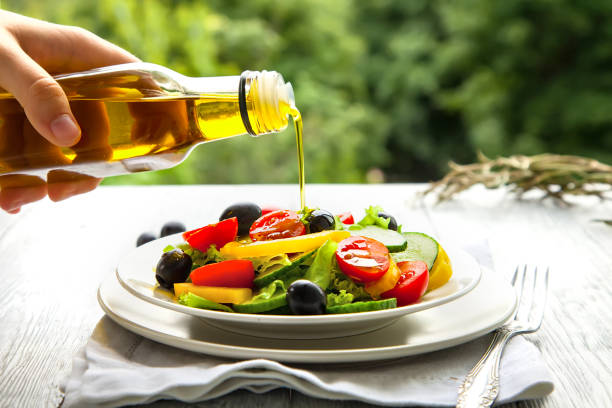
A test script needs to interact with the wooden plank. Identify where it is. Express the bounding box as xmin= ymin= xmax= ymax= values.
xmin=421 ymin=187 xmax=612 ymax=408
